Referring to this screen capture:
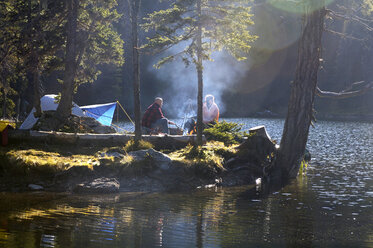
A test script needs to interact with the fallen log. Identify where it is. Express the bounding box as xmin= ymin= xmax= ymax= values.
xmin=8 ymin=130 xmax=206 ymax=149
